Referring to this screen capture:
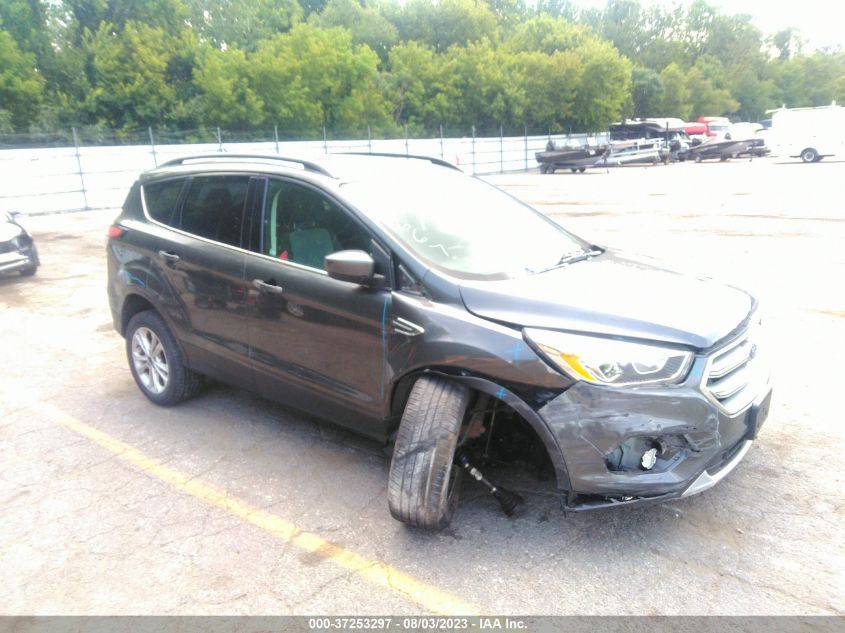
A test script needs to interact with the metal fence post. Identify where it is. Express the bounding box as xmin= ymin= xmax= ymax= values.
xmin=216 ymin=126 xmax=223 ymax=152
xmin=524 ymin=124 xmax=528 ymax=171
xmin=274 ymin=125 xmax=280 ymax=154
xmin=471 ymin=125 xmax=476 ymax=175
xmin=71 ymin=127 xmax=88 ymax=211
xmin=148 ymin=126 xmax=158 ymax=167
xmin=499 ymin=124 xmax=504 ymax=174
xmin=323 ymin=125 xmax=328 ymax=154
xmin=367 ymin=125 xmax=372 ymax=153
xmin=439 ymin=124 xmax=444 ymax=160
